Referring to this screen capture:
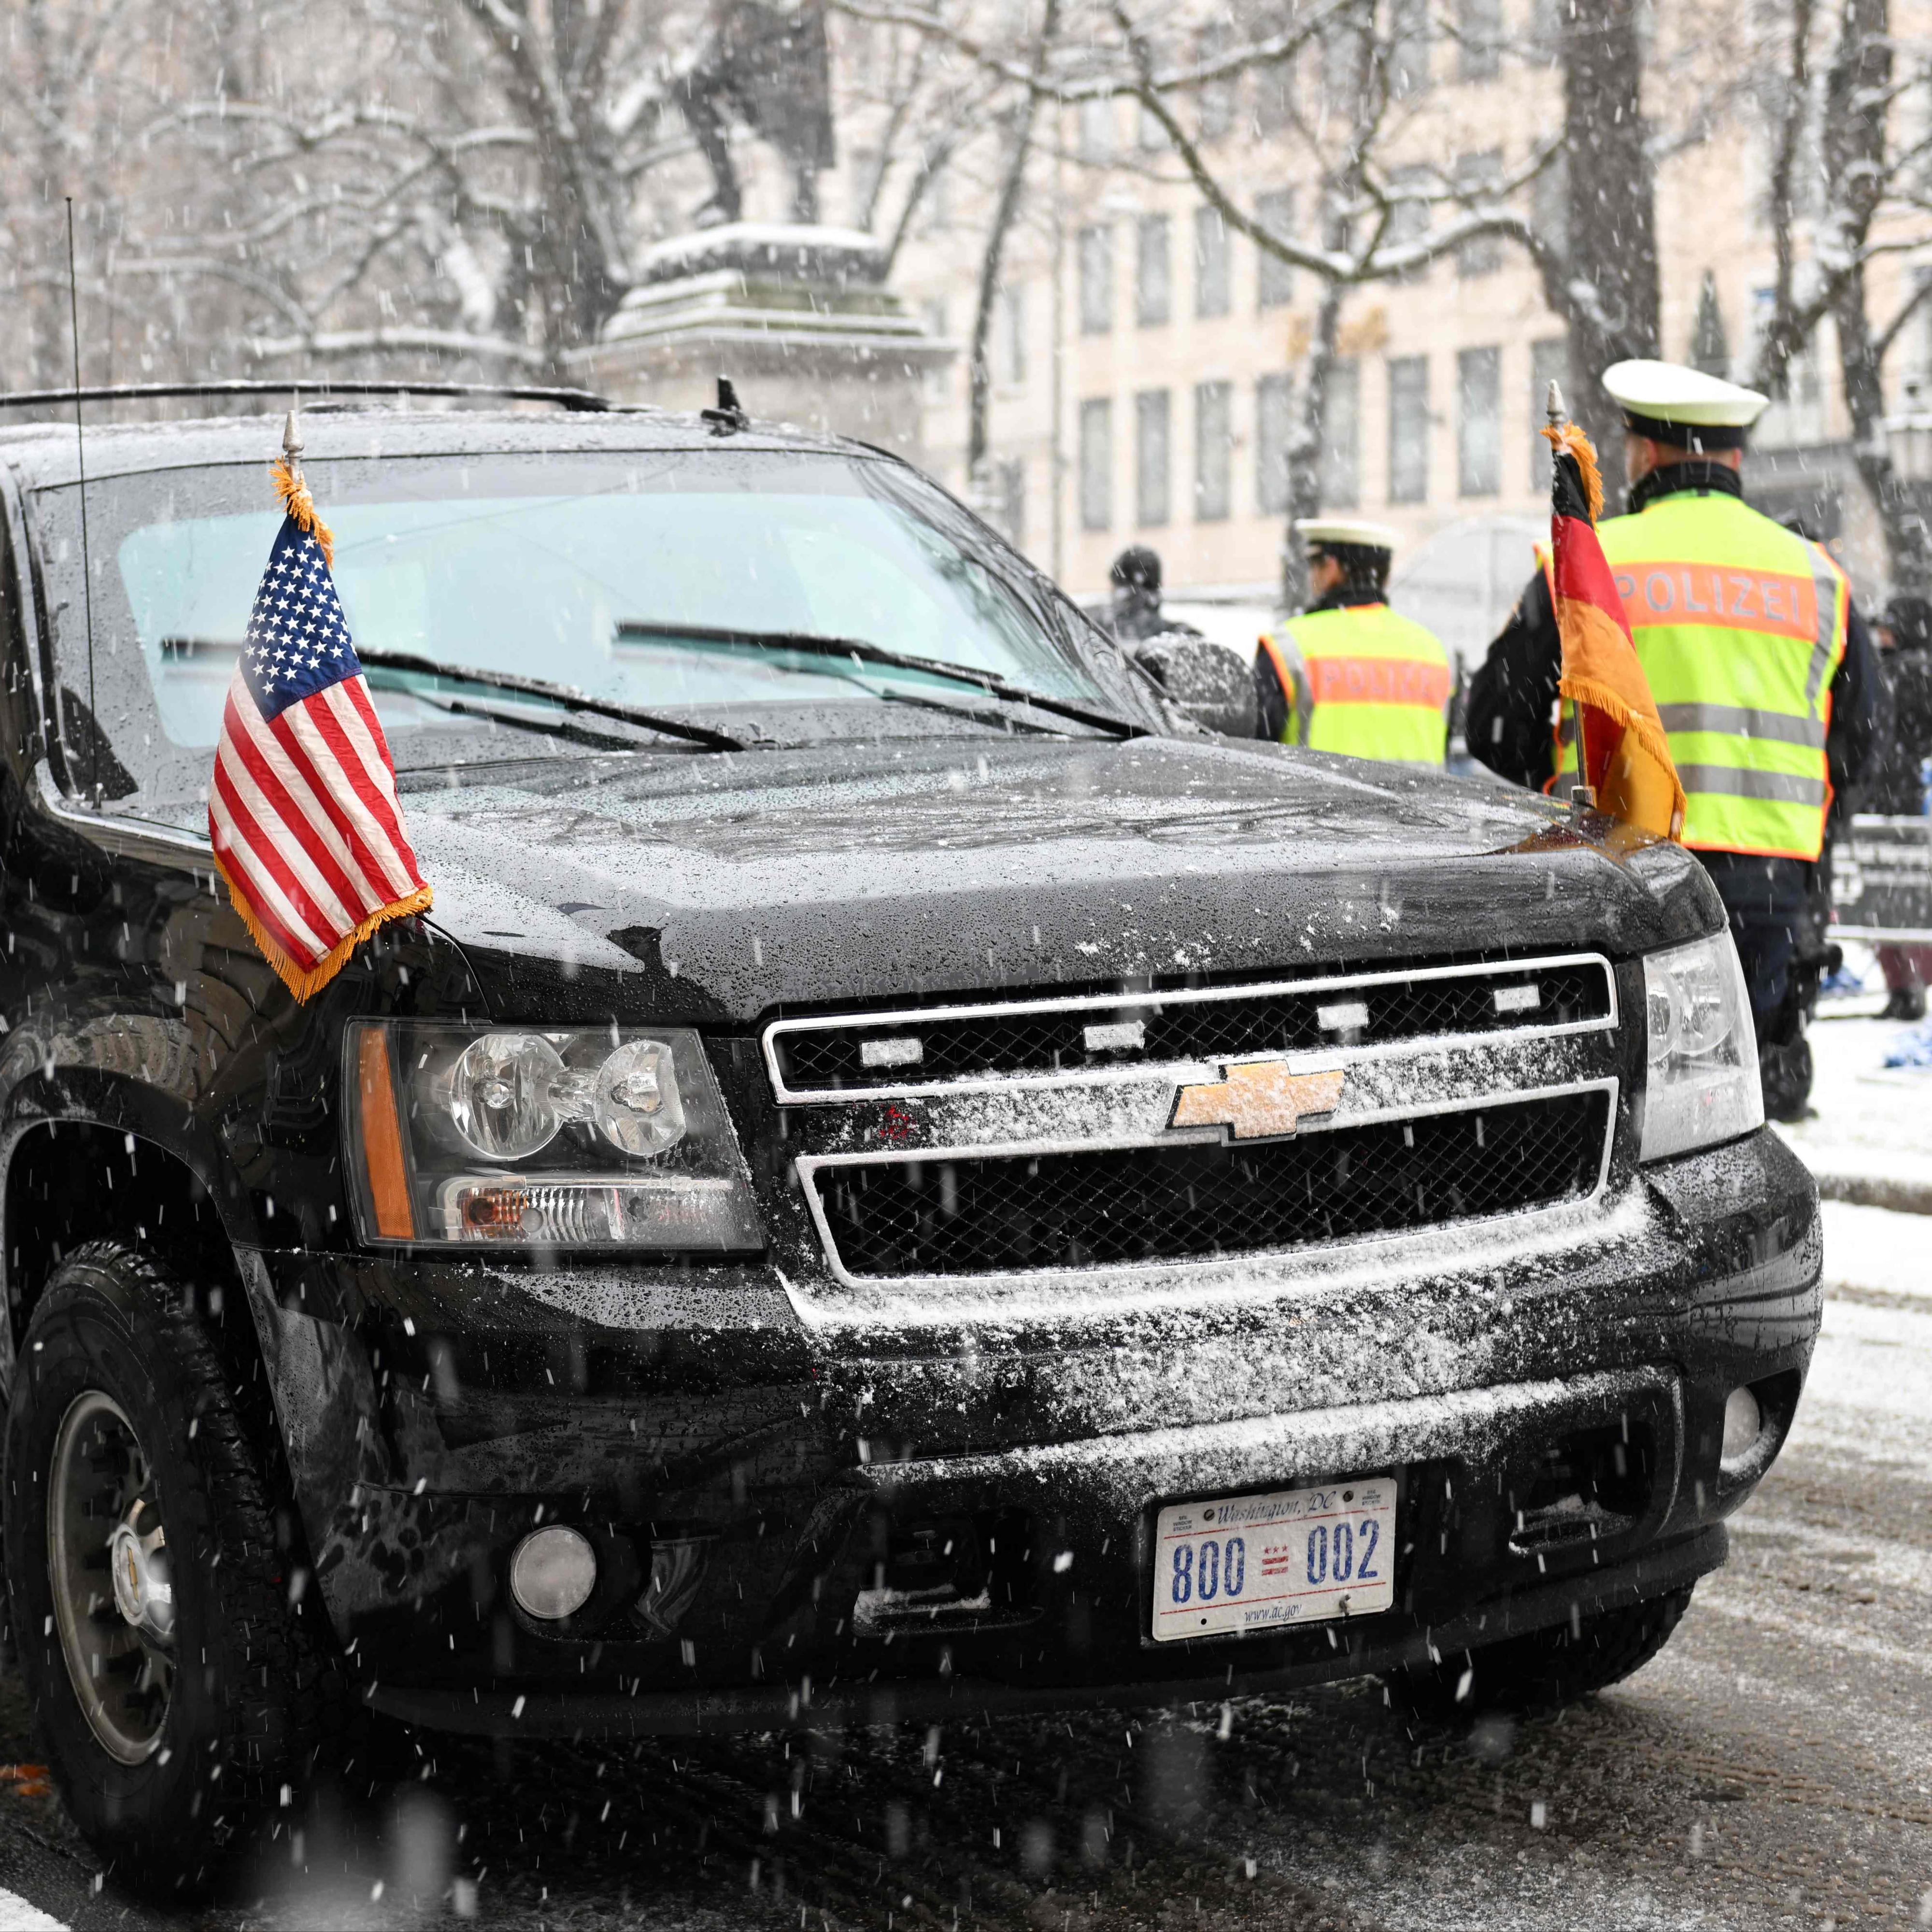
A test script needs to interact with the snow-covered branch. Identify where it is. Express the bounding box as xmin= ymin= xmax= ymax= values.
xmin=242 ymin=326 xmax=552 ymax=369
